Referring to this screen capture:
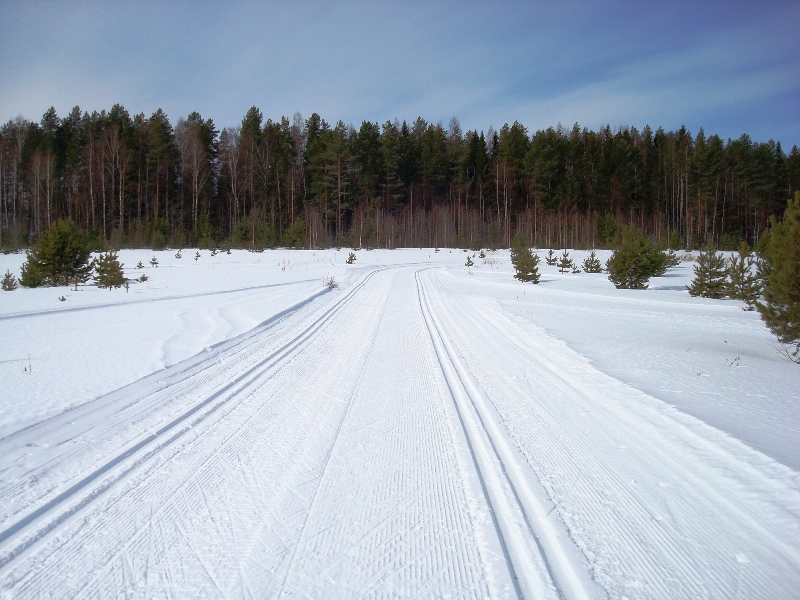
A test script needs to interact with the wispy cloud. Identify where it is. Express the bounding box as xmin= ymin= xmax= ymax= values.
xmin=1 ymin=1 xmax=797 ymax=145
